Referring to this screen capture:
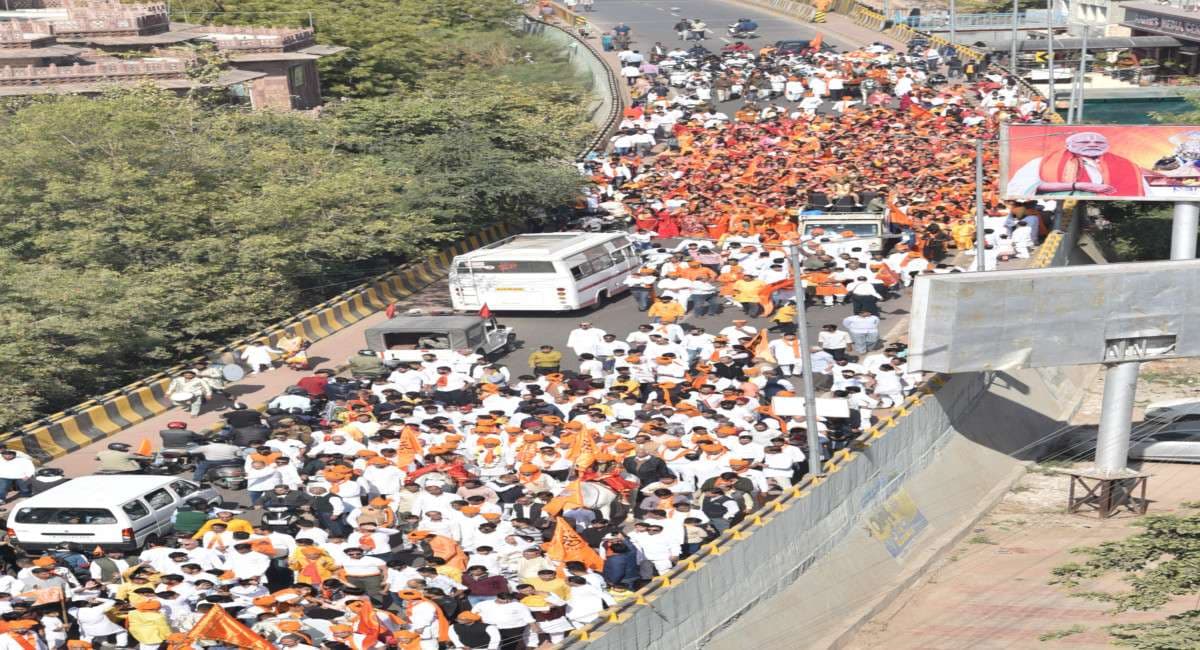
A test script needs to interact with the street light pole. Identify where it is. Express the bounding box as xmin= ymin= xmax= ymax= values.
xmin=949 ymin=0 xmax=957 ymax=46
xmin=1047 ymin=0 xmax=1056 ymax=110
xmin=1010 ymin=0 xmax=1019 ymax=72
xmin=975 ymin=139 xmax=987 ymax=271
xmin=786 ymin=245 xmax=825 ymax=479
